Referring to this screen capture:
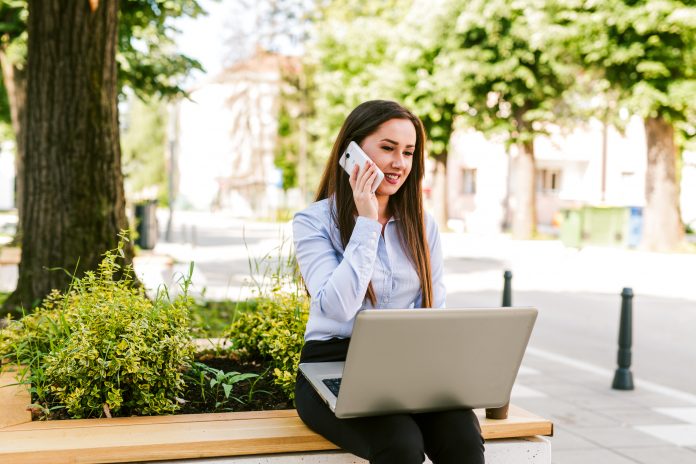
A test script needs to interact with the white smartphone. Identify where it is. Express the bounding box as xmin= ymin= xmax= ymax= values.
xmin=339 ymin=141 xmax=385 ymax=193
